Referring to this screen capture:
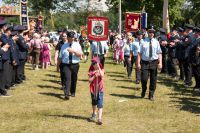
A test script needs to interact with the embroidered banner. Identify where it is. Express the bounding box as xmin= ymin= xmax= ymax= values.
xmin=88 ymin=16 xmax=109 ymax=41
xmin=20 ymin=0 xmax=28 ymax=29
xmin=125 ymin=12 xmax=141 ymax=32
